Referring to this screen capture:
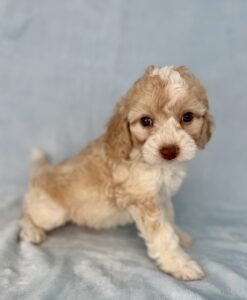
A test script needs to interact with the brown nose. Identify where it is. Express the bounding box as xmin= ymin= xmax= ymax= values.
xmin=159 ymin=144 xmax=180 ymax=160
